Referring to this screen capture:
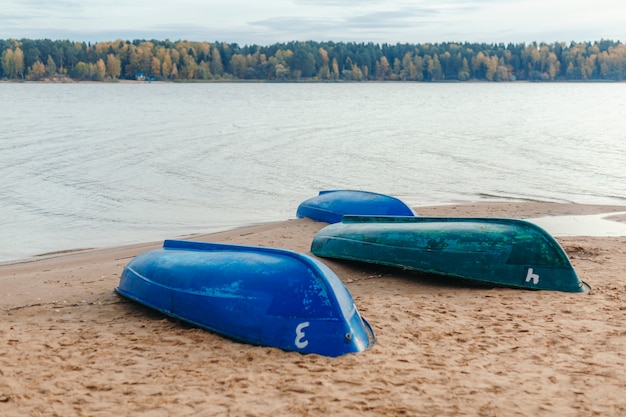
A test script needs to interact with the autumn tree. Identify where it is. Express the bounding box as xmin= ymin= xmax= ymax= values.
xmin=95 ymin=58 xmax=106 ymax=80
xmin=318 ymin=47 xmax=330 ymax=80
xmin=2 ymin=48 xmax=15 ymax=78
xmin=46 ymin=55 xmax=57 ymax=76
xmin=2 ymin=47 xmax=25 ymax=79
xmin=597 ymin=44 xmax=626 ymax=80
xmin=198 ymin=60 xmax=211 ymax=79
xmin=471 ymin=51 xmax=487 ymax=79
xmin=151 ymin=57 xmax=161 ymax=79
xmin=351 ymin=63 xmax=363 ymax=81
xmin=229 ymin=54 xmax=247 ymax=78
xmin=2 ymin=47 xmax=22 ymax=79
xmin=210 ymin=47 xmax=224 ymax=77
xmin=182 ymin=53 xmax=198 ymax=79
xmin=426 ymin=54 xmax=443 ymax=80
xmin=161 ymin=50 xmax=173 ymax=79
xmin=331 ymin=57 xmax=339 ymax=80
xmin=375 ymin=56 xmax=390 ymax=80
xmin=27 ymin=61 xmax=46 ymax=80
xmin=495 ymin=63 xmax=510 ymax=81
xmin=581 ymin=55 xmax=597 ymax=80
xmin=484 ymin=55 xmax=498 ymax=80
xmin=271 ymin=49 xmax=293 ymax=80
xmin=106 ymin=54 xmax=121 ymax=79
xmin=400 ymin=52 xmax=416 ymax=80
xmin=13 ymin=47 xmax=25 ymax=79
xmin=543 ymin=51 xmax=560 ymax=80
xmin=170 ymin=62 xmax=178 ymax=79
xmin=522 ymin=43 xmax=541 ymax=77
xmin=72 ymin=61 xmax=90 ymax=79
xmin=413 ymin=55 xmax=424 ymax=81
